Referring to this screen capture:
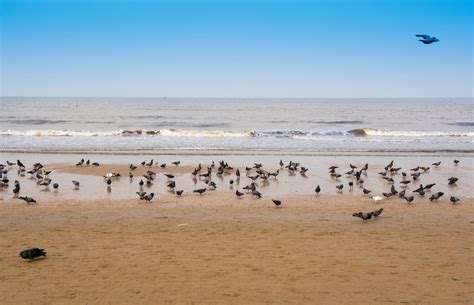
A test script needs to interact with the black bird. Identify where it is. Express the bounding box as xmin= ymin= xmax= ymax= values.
xmin=450 ymin=196 xmax=460 ymax=204
xmin=235 ymin=190 xmax=244 ymax=197
xmin=167 ymin=181 xmax=176 ymax=189
xmin=279 ymin=160 xmax=284 ymax=167
xmin=372 ymin=208 xmax=383 ymax=217
xmin=236 ymin=169 xmax=240 ymax=177
xmin=454 ymin=159 xmax=460 ymax=165
xmin=75 ymin=159 xmax=84 ymax=166
xmin=86 ymin=159 xmax=90 ymax=165
xmin=19 ymin=196 xmax=37 ymax=204
xmin=193 ymin=188 xmax=207 ymax=194
xmin=383 ymin=192 xmax=394 ymax=198
xmin=19 ymin=248 xmax=46 ymax=260
xmin=92 ymin=162 xmax=100 ymax=167
xmin=416 ymin=34 xmax=439 ymax=44
xmin=176 ymin=190 xmax=184 ymax=196
xmin=272 ymin=199 xmax=282 ymax=207
xmin=315 ymin=185 xmax=321 ymax=195
xmin=163 ymin=174 xmax=175 ymax=179
xmin=390 ymin=185 xmax=398 ymax=195
xmin=13 ymin=186 xmax=20 ymax=196
xmin=146 ymin=159 xmax=154 ymax=166
xmin=130 ymin=164 xmax=137 ymax=171
xmin=429 ymin=192 xmax=444 ymax=201
xmin=432 ymin=161 xmax=441 ymax=166
xmin=160 ymin=163 xmax=166 ymax=168
xmin=448 ymin=177 xmax=458 ymax=185
xmin=335 ymin=184 xmax=343 ymax=192
xmin=363 ymin=188 xmax=371 ymax=195
xmin=398 ymin=190 xmax=406 ymax=198
xmin=139 ymin=179 xmax=144 ymax=187
xmin=17 ymin=159 xmax=26 ymax=168
xmin=404 ymin=196 xmax=415 ymax=204
xmin=129 ymin=171 xmax=133 ymax=179
xmin=172 ymin=161 xmax=181 ymax=166
xmin=136 ymin=191 xmax=147 ymax=199
xmin=143 ymin=193 xmax=154 ymax=202
xmin=252 ymin=189 xmax=262 ymax=198
xmin=352 ymin=212 xmax=373 ymax=221
xmin=141 ymin=160 xmax=146 ymax=166
xmin=72 ymin=180 xmax=80 ymax=188
xmin=424 ymin=183 xmax=436 ymax=190
xmin=348 ymin=181 xmax=354 ymax=191
xmin=53 ymin=183 xmax=59 ymax=190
